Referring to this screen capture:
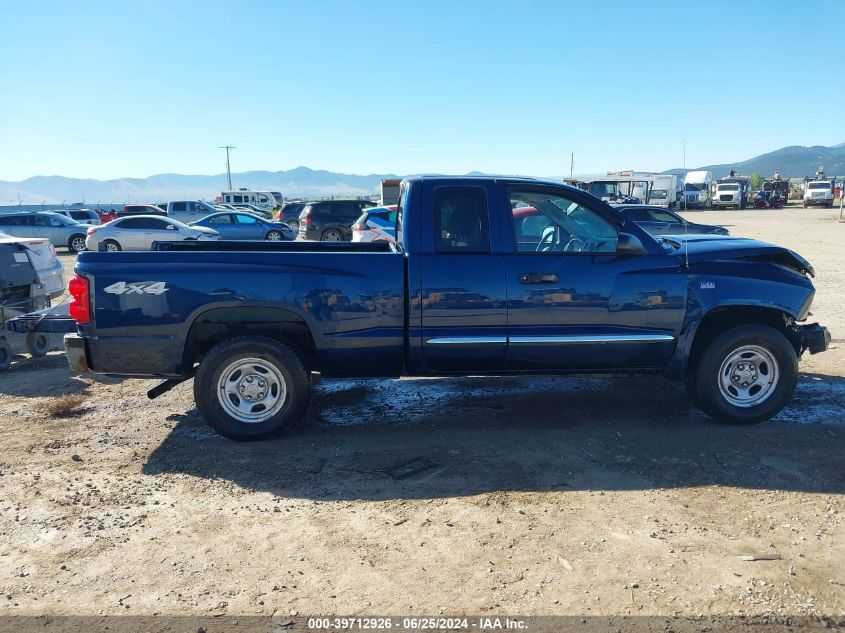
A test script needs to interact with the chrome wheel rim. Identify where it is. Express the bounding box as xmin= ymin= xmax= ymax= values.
xmin=105 ymin=242 xmax=119 ymax=252
xmin=718 ymin=345 xmax=779 ymax=408
xmin=266 ymin=231 xmax=282 ymax=241
xmin=71 ymin=237 xmax=86 ymax=252
xmin=323 ymin=231 xmax=342 ymax=241
xmin=217 ymin=357 xmax=287 ymax=424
